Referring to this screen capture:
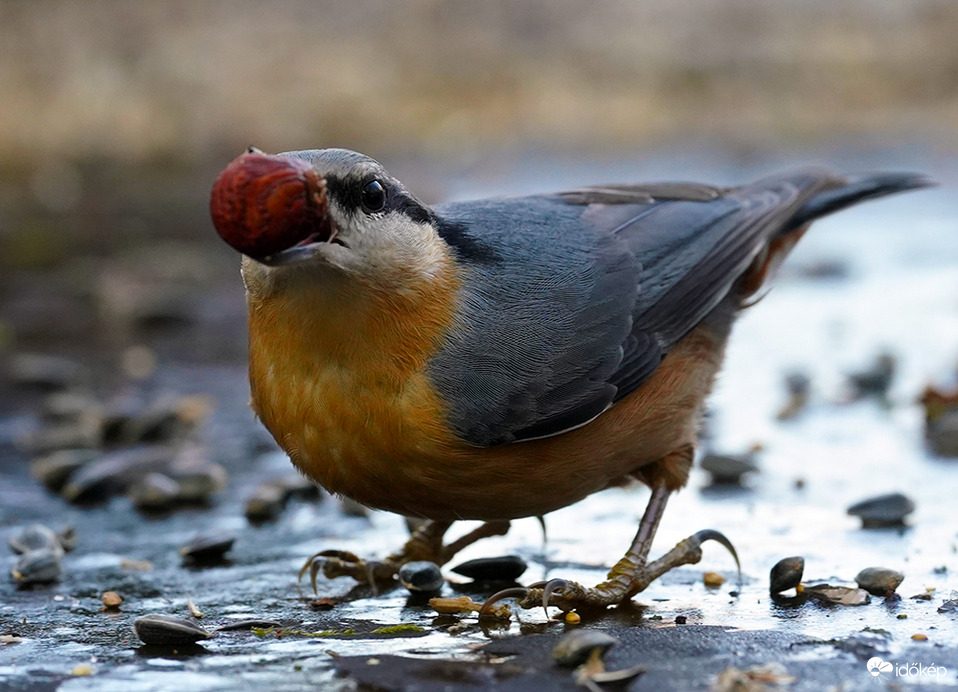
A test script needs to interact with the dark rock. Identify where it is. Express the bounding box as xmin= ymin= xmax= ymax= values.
xmin=11 ymin=549 xmax=62 ymax=586
xmin=129 ymin=472 xmax=181 ymax=510
xmin=60 ymin=446 xmax=174 ymax=503
xmin=847 ymin=352 xmax=896 ymax=399
xmin=29 ymin=449 xmax=98 ymax=491
xmin=8 ymin=524 xmax=61 ymax=555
